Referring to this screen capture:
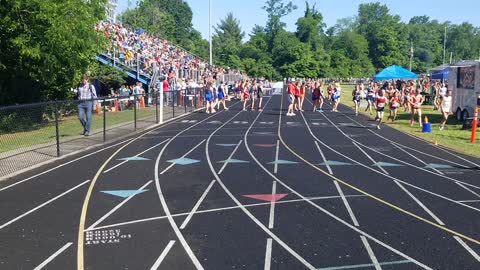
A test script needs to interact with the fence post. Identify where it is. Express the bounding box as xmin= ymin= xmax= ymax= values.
xmin=54 ymin=101 xmax=60 ymax=157
xmin=184 ymin=88 xmax=187 ymax=114
xmin=155 ymin=91 xmax=159 ymax=124
xmin=134 ymin=95 xmax=137 ymax=131
xmin=103 ymin=97 xmax=106 ymax=142
xmin=172 ymin=91 xmax=175 ymax=118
